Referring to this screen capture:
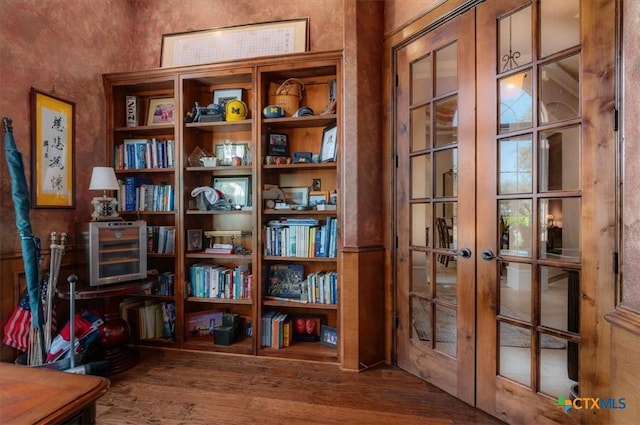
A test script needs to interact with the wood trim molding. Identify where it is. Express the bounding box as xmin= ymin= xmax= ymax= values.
xmin=341 ymin=245 xmax=385 ymax=253
xmin=605 ymin=305 xmax=640 ymax=337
